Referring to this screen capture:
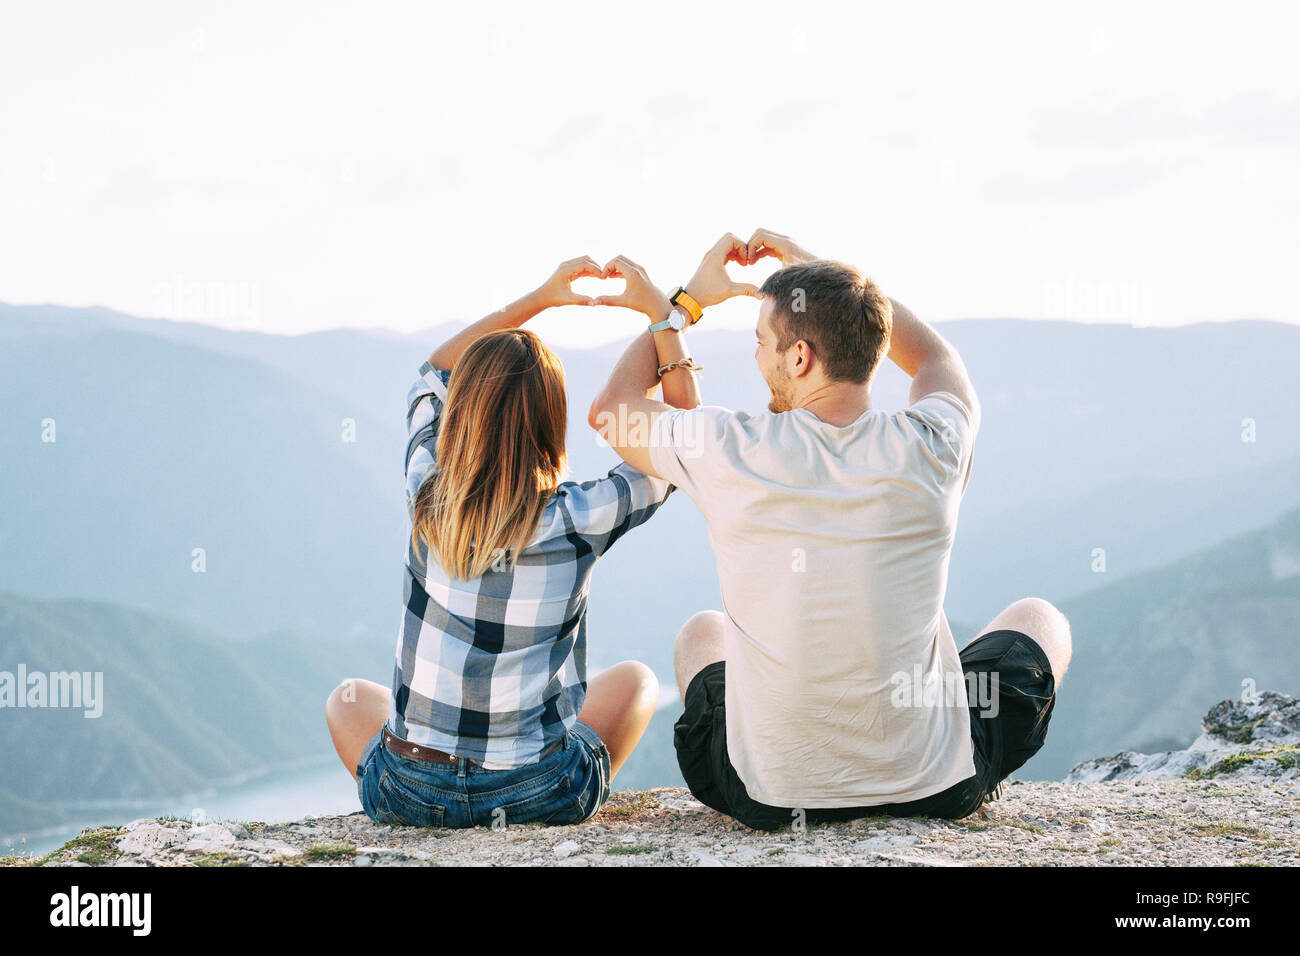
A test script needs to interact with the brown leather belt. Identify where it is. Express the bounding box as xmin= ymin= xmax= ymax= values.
xmin=382 ymin=727 xmax=561 ymax=768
